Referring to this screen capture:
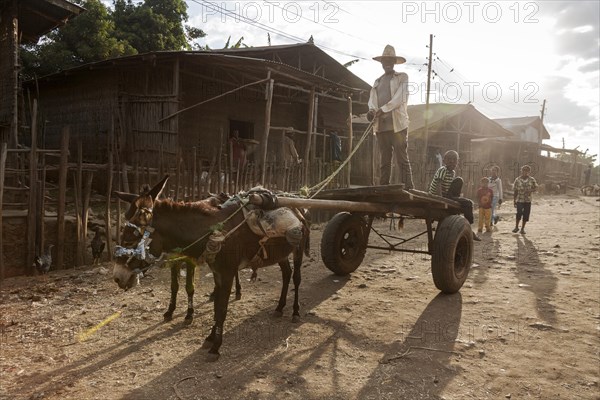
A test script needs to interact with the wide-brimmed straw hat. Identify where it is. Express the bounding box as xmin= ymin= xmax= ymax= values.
xmin=373 ymin=44 xmax=406 ymax=64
